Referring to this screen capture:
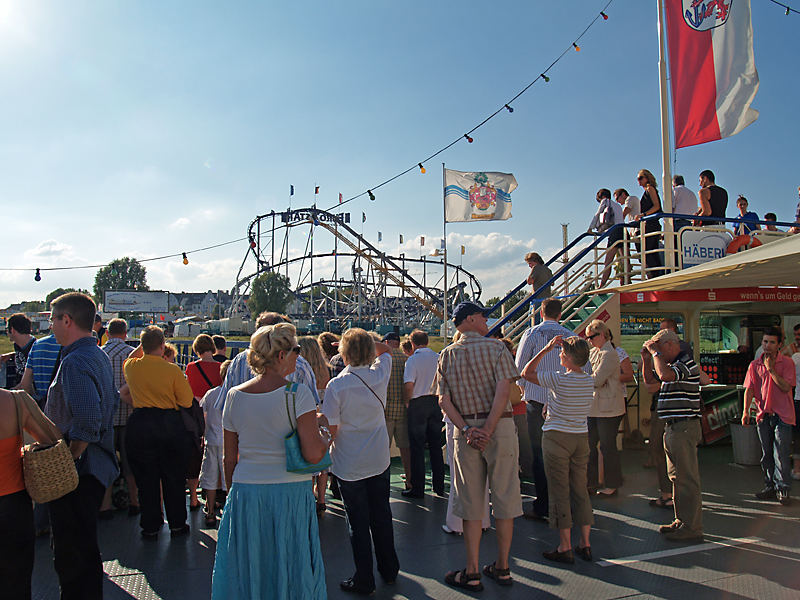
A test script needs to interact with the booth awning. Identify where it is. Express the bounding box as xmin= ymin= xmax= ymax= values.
xmin=596 ymin=234 xmax=800 ymax=293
